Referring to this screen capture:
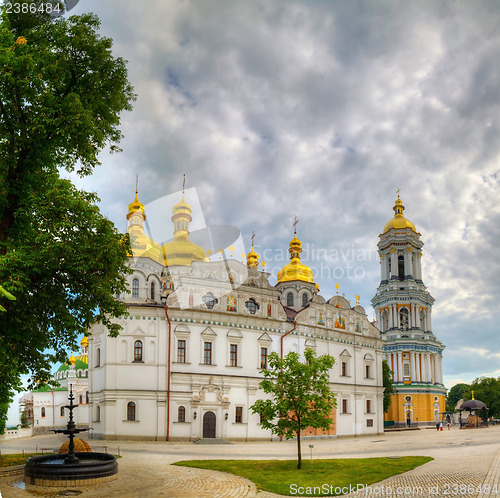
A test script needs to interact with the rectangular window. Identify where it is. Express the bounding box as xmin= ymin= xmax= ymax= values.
xmin=177 ymin=340 xmax=186 ymax=363
xmin=366 ymin=400 xmax=372 ymax=413
xmin=235 ymin=406 xmax=243 ymax=423
xmin=341 ymin=362 xmax=347 ymax=377
xmin=204 ymin=342 xmax=212 ymax=365
xmin=403 ymin=363 xmax=410 ymax=377
xmin=365 ymin=365 xmax=371 ymax=378
xmin=260 ymin=347 xmax=268 ymax=369
xmin=342 ymin=399 xmax=348 ymax=413
xmin=230 ymin=344 xmax=238 ymax=367
xmin=367 ymin=419 xmax=374 ymax=427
